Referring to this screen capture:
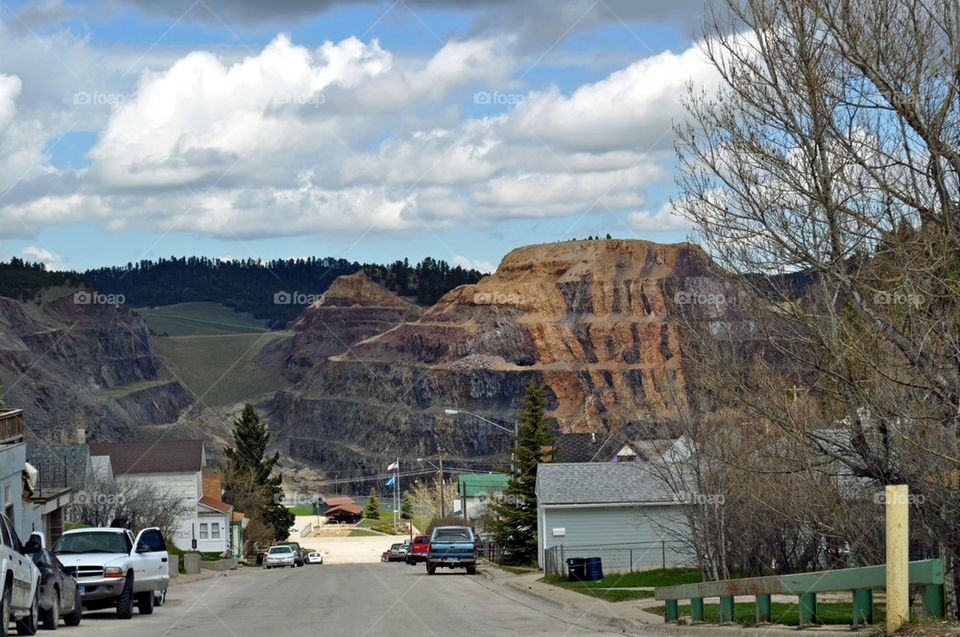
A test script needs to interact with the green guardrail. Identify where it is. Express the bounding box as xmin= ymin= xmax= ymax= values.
xmin=654 ymin=559 xmax=944 ymax=627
